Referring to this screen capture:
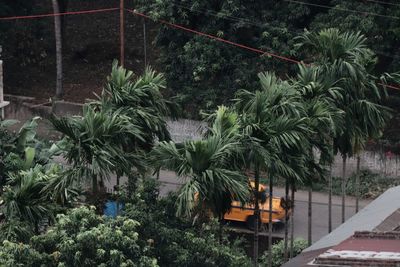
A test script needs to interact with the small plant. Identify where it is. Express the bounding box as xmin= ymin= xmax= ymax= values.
xmin=259 ymin=238 xmax=307 ymax=267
